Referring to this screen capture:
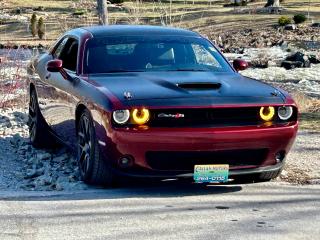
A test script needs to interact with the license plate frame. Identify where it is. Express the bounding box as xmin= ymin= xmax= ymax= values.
xmin=193 ymin=164 xmax=229 ymax=183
